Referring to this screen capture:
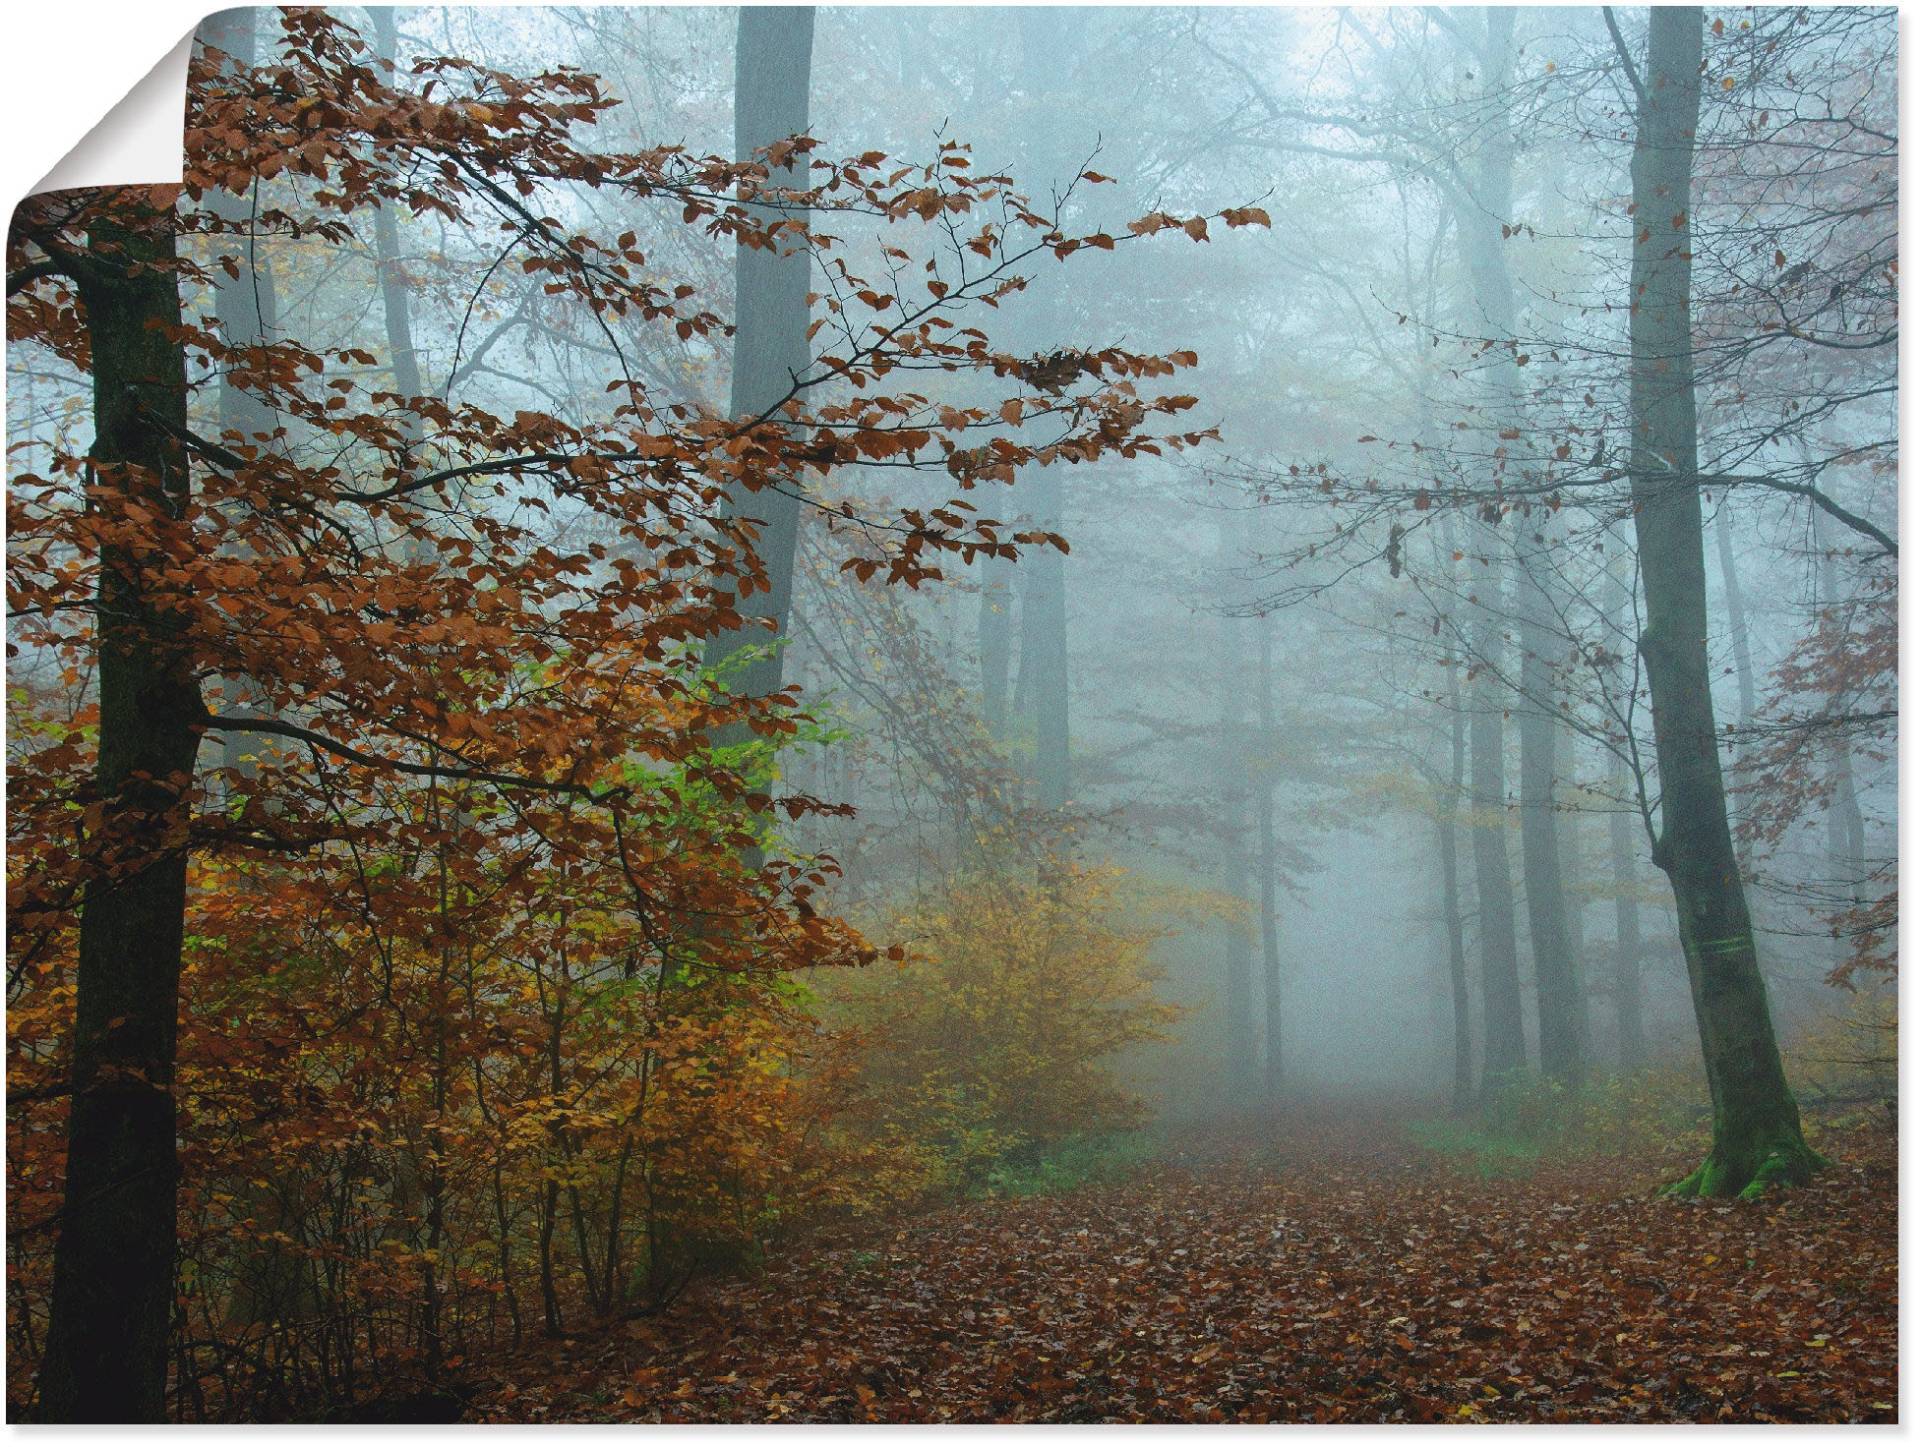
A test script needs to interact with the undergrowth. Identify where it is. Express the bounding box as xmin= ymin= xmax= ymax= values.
xmin=970 ymin=1131 xmax=1158 ymax=1199
xmin=1409 ymin=1068 xmax=1709 ymax=1181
